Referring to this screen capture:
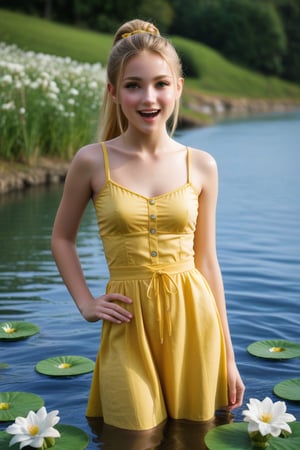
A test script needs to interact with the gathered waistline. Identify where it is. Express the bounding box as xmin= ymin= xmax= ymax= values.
xmin=108 ymin=260 xmax=195 ymax=344
xmin=109 ymin=260 xmax=195 ymax=281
